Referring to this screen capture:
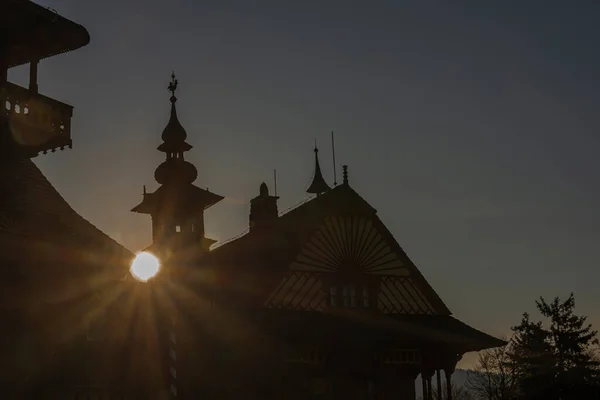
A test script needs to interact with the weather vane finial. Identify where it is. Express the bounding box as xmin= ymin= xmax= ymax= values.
xmin=168 ymin=71 xmax=178 ymax=102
